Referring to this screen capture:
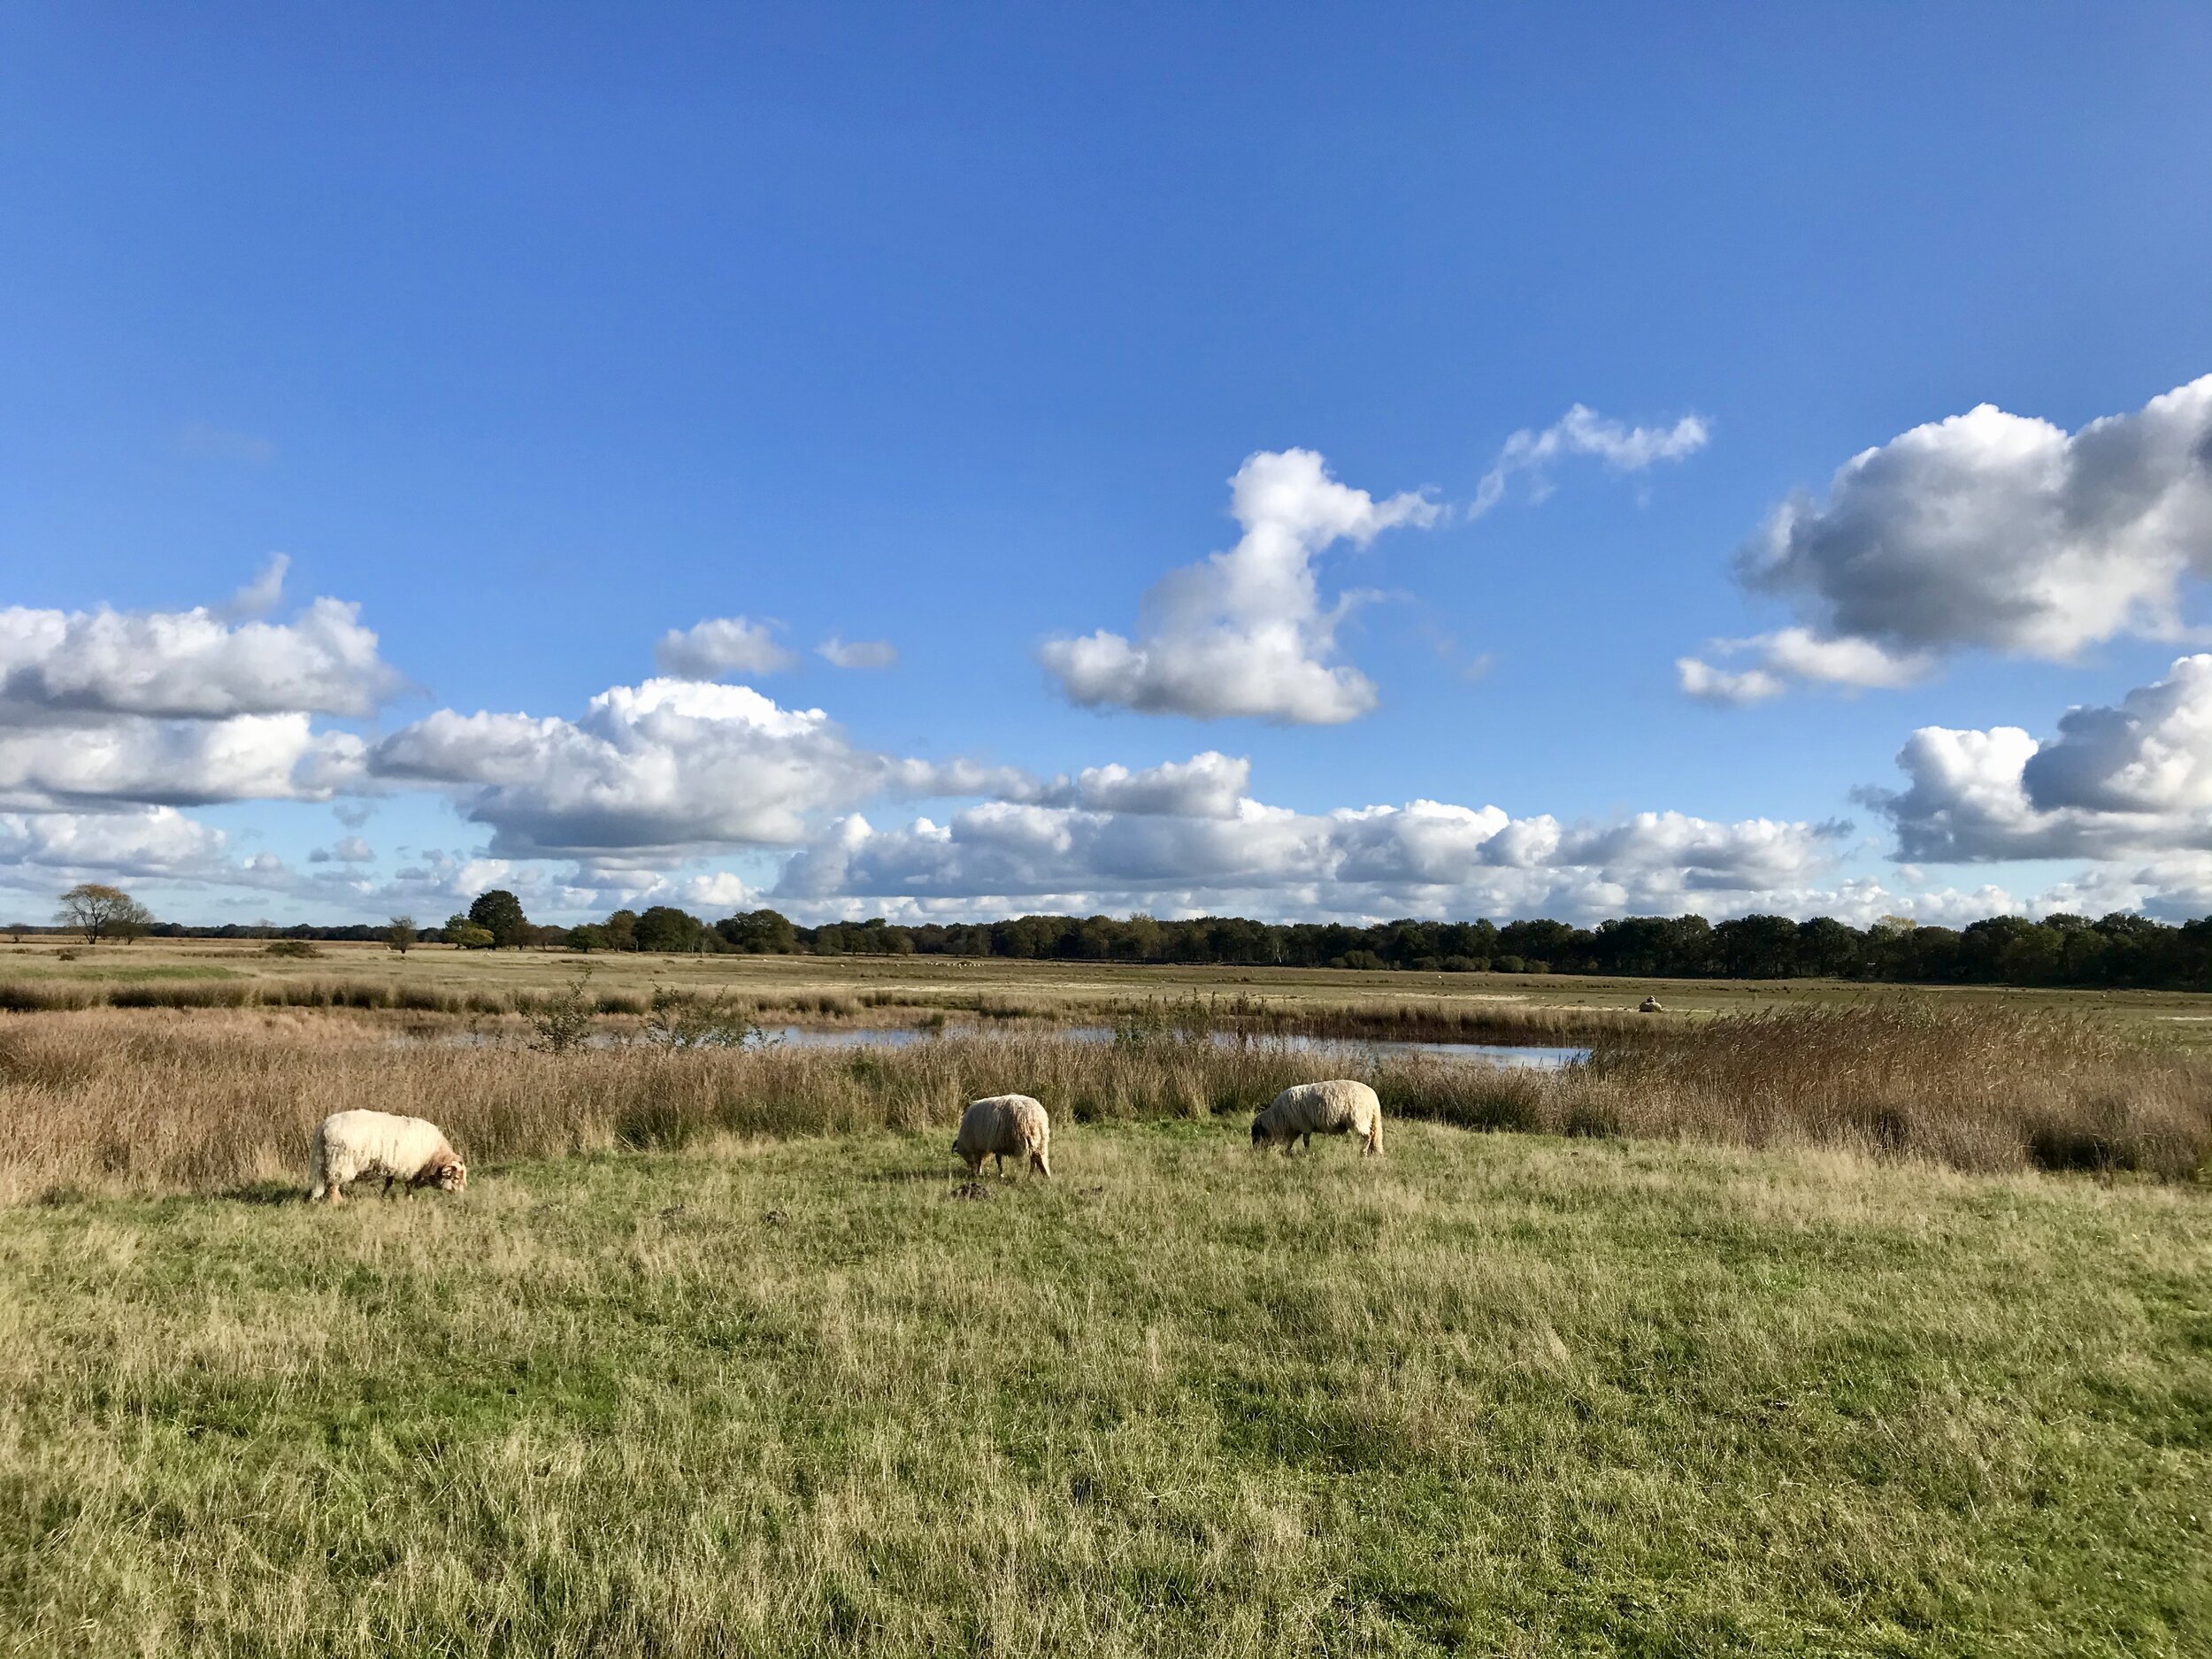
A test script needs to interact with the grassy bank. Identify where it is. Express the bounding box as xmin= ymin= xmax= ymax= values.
xmin=3 ymin=1124 xmax=2207 ymax=1655
xmin=3 ymin=1000 xmax=2207 ymax=1204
